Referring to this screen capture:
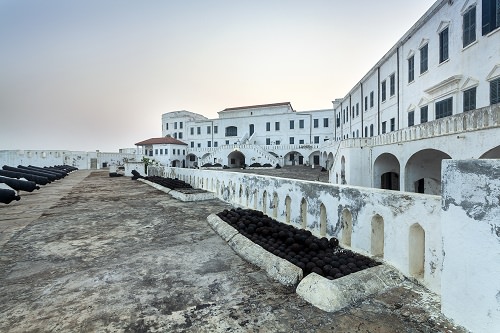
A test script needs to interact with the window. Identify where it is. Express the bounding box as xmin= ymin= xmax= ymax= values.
xmin=178 ymin=132 xmax=183 ymax=139
xmin=436 ymin=97 xmax=453 ymax=119
xmin=364 ymin=126 xmax=368 ymax=137
xmin=356 ymin=103 xmax=359 ymax=116
xmin=165 ymin=149 xmax=168 ymax=154
xmin=420 ymin=44 xmax=428 ymax=74
xmin=439 ymin=27 xmax=449 ymax=63
xmin=179 ymin=122 xmax=183 ymax=129
xmin=266 ymin=122 xmax=270 ymax=131
xmin=290 ymin=120 xmax=294 ymax=129
xmin=190 ymin=142 xmax=194 ymax=148
xmin=183 ymin=150 xmax=185 ymax=155
xmin=491 ymin=77 xmax=500 ymax=105
xmin=172 ymin=149 xmax=175 ymax=155
xmin=364 ymin=96 xmax=368 ymax=110
xmin=482 ymin=0 xmax=500 ymax=35
xmin=299 ymin=119 xmax=304 ymax=128
xmin=370 ymin=91 xmax=374 ymax=107
xmin=166 ymin=123 xmax=169 ymax=130
xmin=289 ymin=137 xmax=294 ymax=144
xmin=382 ymin=121 xmax=387 ymax=134
xmin=149 ymin=150 xmax=153 ymax=156
xmin=197 ymin=143 xmax=201 ymax=148
xmin=266 ymin=138 xmax=271 ymax=145
xmin=408 ymin=56 xmax=415 ymax=82
xmin=190 ymin=127 xmax=194 ymax=135
xmin=190 ymin=155 xmax=196 ymax=161
xmin=174 ymin=122 xmax=177 ymax=129
xmin=276 ymin=140 xmax=280 ymax=145
xmin=155 ymin=149 xmax=158 ymax=155
xmin=463 ymin=6 xmax=476 ymax=47
xmin=173 ymin=133 xmax=177 ymax=139
xmin=214 ymin=141 xmax=218 ymax=147
xmin=390 ymin=74 xmax=395 ymax=96
xmin=177 ymin=149 xmax=180 ymax=155
xmin=214 ymin=126 xmax=218 ymax=134
xmin=336 ymin=114 xmax=340 ymax=127
xmin=207 ymin=126 xmax=211 ymax=134
xmin=381 ymin=80 xmax=387 ymax=102
xmin=225 ymin=140 xmax=229 ymax=145
xmin=421 ymin=106 xmax=428 ymax=123
xmin=225 ymin=126 xmax=237 ymax=137
xmin=314 ymin=136 xmax=319 ymax=144
xmin=370 ymin=124 xmax=374 ymax=137
xmin=390 ymin=118 xmax=395 ymax=132
xmin=313 ymin=119 xmax=319 ymax=128
xmin=464 ymin=87 xmax=477 ymax=111
xmin=197 ymin=127 xmax=201 ymax=135
xmin=408 ymin=111 xmax=415 ymax=126
xmin=275 ymin=122 xmax=280 ymax=130
xmin=207 ymin=141 xmax=211 ymax=148
xmin=323 ymin=118 xmax=329 ymax=127
xmin=299 ymin=139 xmax=304 ymax=144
